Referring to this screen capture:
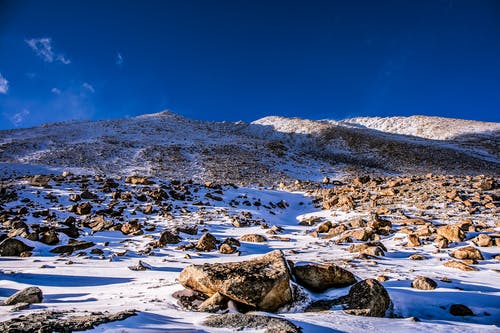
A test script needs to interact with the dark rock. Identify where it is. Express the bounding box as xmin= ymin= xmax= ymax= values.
xmin=50 ymin=240 xmax=95 ymax=254
xmin=3 ymin=286 xmax=43 ymax=305
xmin=158 ymin=230 xmax=181 ymax=246
xmin=203 ymin=313 xmax=301 ymax=333
xmin=293 ymin=263 xmax=356 ymax=292
xmin=39 ymin=230 xmax=59 ymax=245
xmin=344 ymin=279 xmax=391 ymax=317
xmin=0 ymin=238 xmax=34 ymax=256
xmin=450 ymin=304 xmax=474 ymax=316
